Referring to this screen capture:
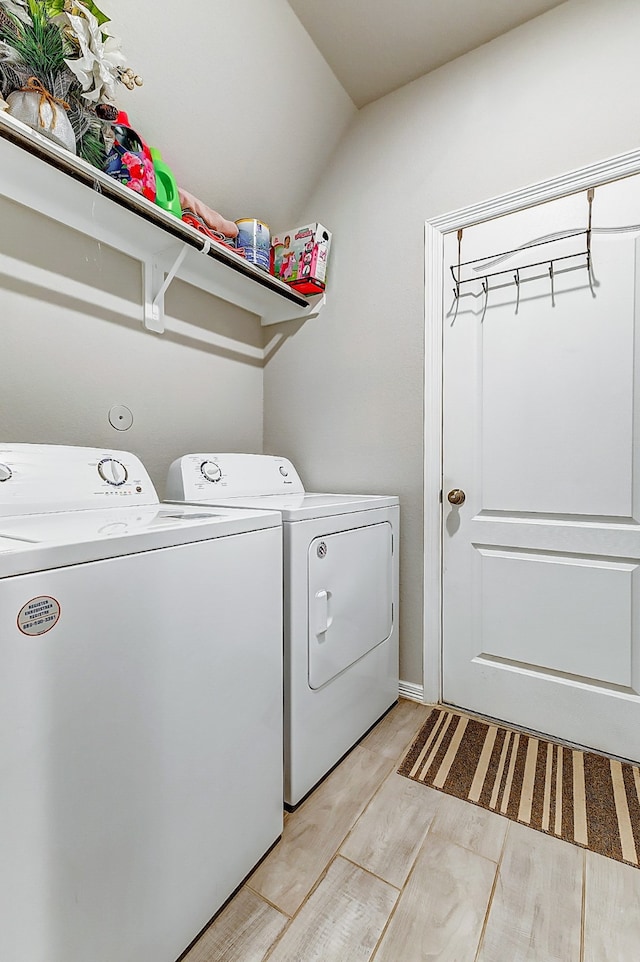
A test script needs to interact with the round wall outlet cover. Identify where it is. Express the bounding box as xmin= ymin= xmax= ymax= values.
xmin=108 ymin=404 xmax=134 ymax=431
